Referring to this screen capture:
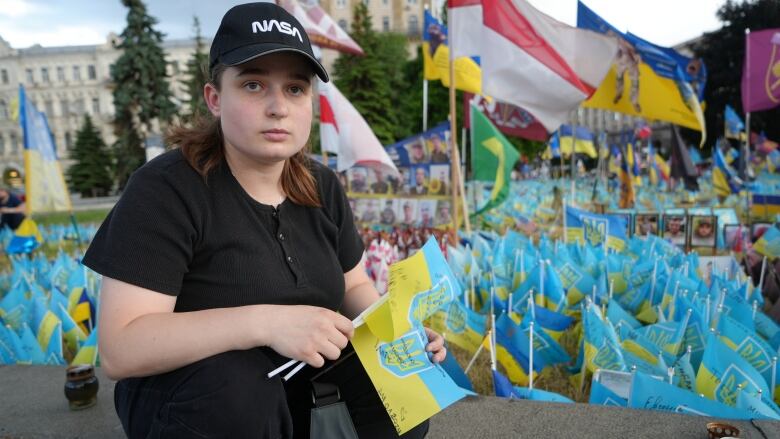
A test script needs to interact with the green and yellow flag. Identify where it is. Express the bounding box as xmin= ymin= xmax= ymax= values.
xmin=470 ymin=105 xmax=520 ymax=214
